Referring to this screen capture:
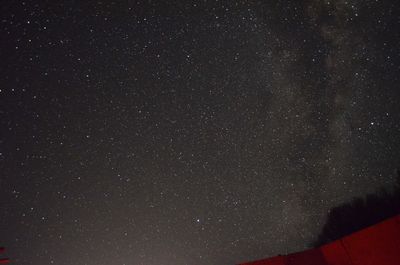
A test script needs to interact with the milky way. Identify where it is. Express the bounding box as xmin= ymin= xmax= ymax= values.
xmin=1 ymin=1 xmax=400 ymax=264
